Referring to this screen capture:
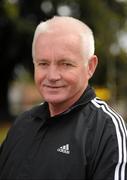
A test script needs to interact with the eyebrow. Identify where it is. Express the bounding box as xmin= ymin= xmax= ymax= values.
xmin=35 ymin=58 xmax=77 ymax=64
xmin=34 ymin=59 xmax=49 ymax=62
